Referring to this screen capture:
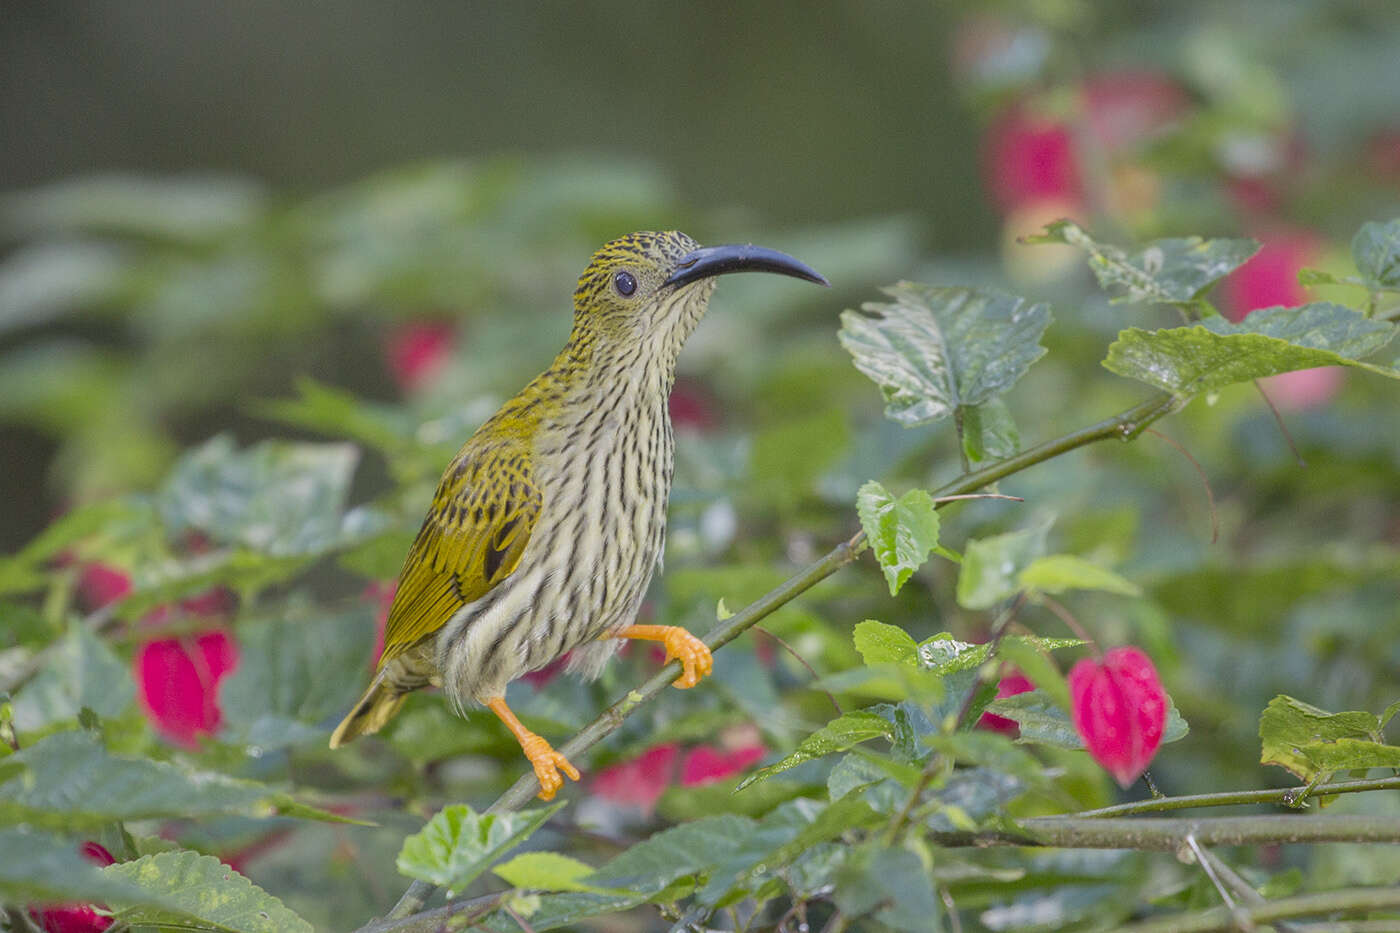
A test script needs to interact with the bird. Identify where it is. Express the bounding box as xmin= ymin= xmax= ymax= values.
xmin=329 ymin=231 xmax=828 ymax=800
